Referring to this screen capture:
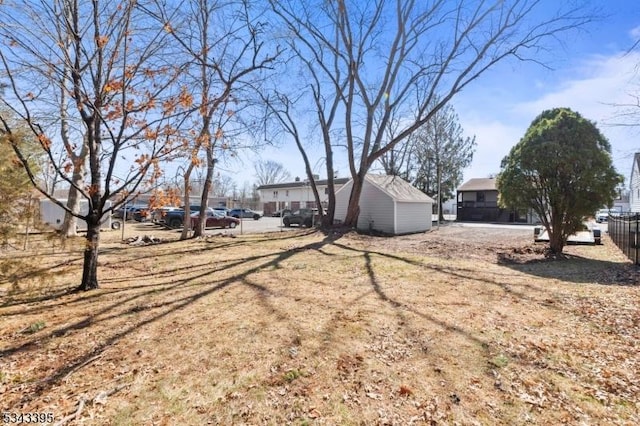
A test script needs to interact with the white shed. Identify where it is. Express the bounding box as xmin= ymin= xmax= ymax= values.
xmin=334 ymin=174 xmax=434 ymax=235
xmin=40 ymin=198 xmax=112 ymax=231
